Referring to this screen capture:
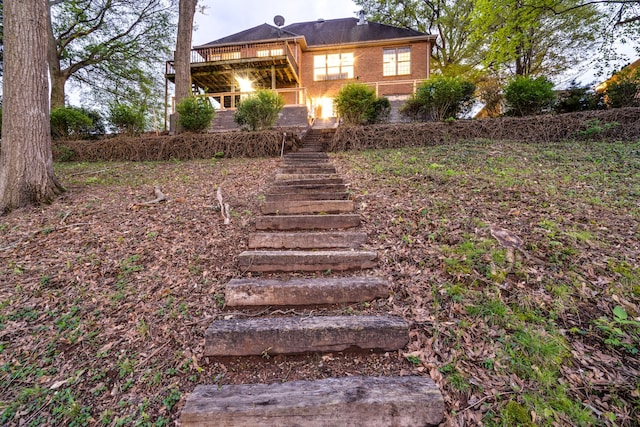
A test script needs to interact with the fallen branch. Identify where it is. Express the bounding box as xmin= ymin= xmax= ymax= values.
xmin=129 ymin=186 xmax=167 ymax=210
xmin=216 ymin=187 xmax=231 ymax=225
